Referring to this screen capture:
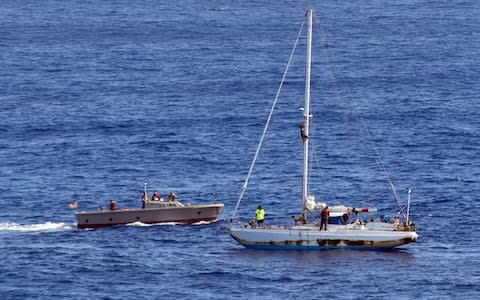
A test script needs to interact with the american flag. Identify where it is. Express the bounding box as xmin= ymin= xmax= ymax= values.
xmin=68 ymin=200 xmax=78 ymax=209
